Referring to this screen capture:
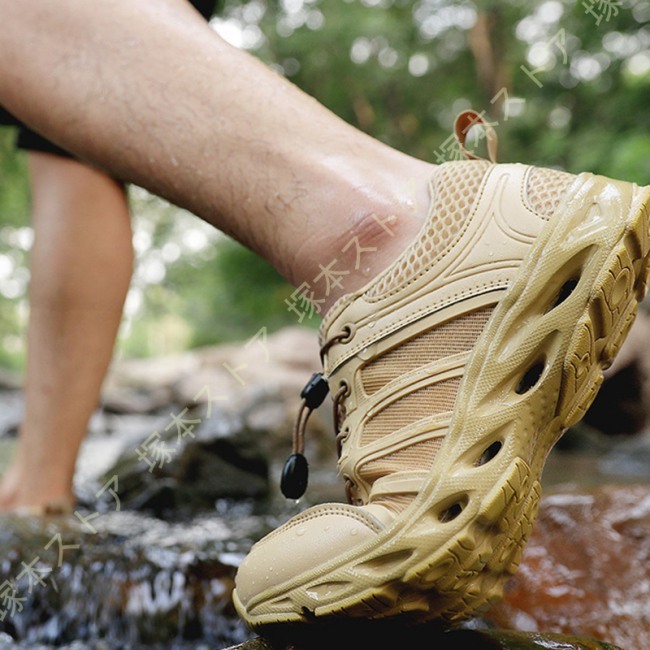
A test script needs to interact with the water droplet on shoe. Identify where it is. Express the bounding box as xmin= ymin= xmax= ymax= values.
xmin=358 ymin=346 xmax=373 ymax=360
xmin=296 ymin=527 xmax=306 ymax=537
